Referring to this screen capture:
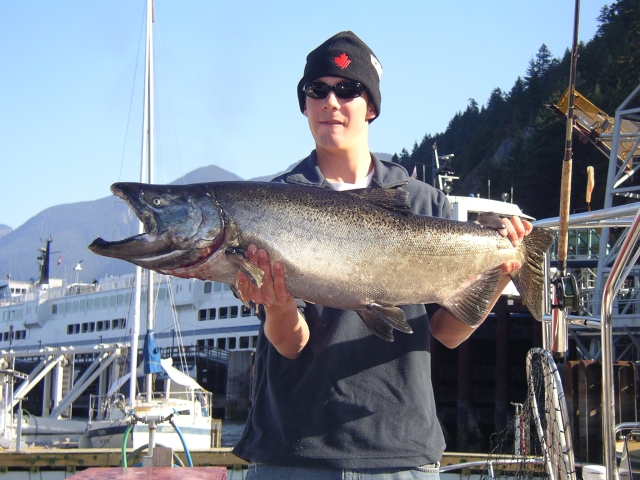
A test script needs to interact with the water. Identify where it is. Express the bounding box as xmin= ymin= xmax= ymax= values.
xmin=222 ymin=419 xmax=247 ymax=447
